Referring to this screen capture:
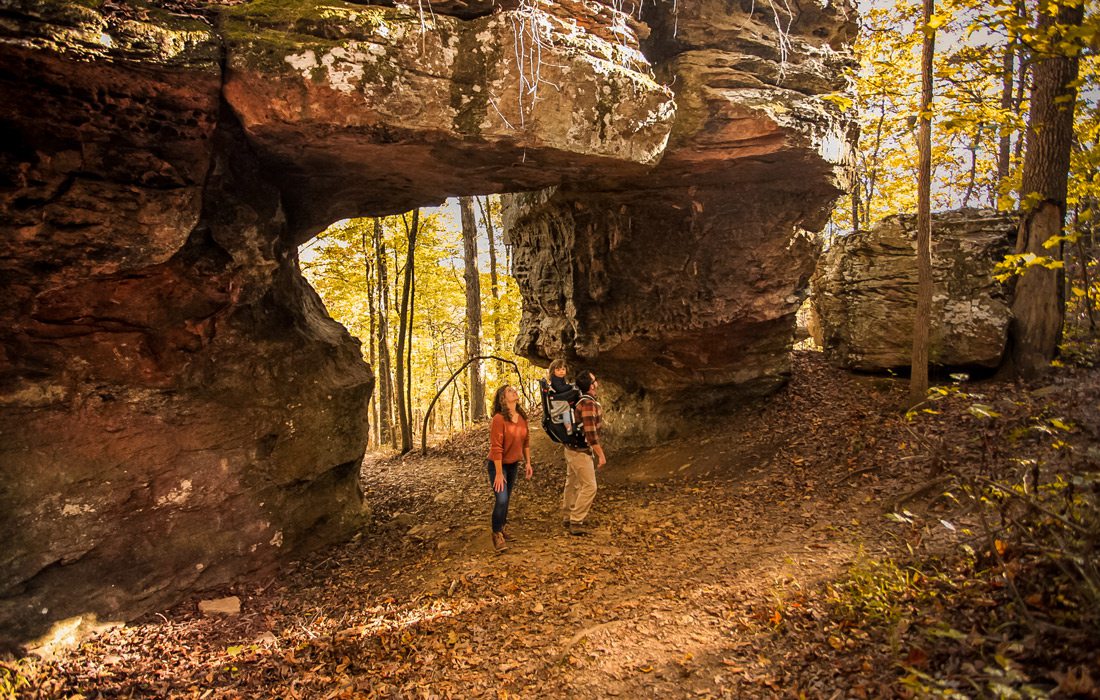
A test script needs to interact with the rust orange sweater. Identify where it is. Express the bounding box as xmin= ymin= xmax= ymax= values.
xmin=488 ymin=412 xmax=529 ymax=463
